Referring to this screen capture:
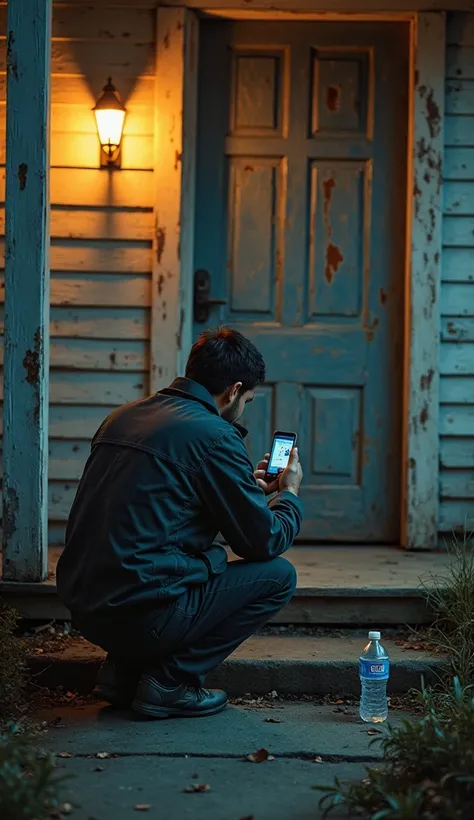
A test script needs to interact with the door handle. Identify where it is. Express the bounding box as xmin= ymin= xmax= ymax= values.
xmin=194 ymin=269 xmax=227 ymax=323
